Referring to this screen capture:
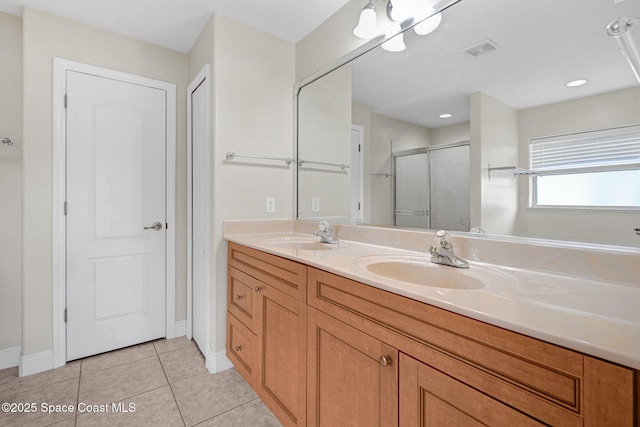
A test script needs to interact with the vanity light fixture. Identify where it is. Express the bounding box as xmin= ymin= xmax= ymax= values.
xmin=439 ymin=113 xmax=453 ymax=119
xmin=353 ymin=1 xmax=380 ymax=39
xmin=565 ymin=79 xmax=588 ymax=87
xmin=382 ymin=23 xmax=406 ymax=52
xmin=607 ymin=16 xmax=640 ymax=83
xmin=356 ymin=0 xmax=443 ymax=48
